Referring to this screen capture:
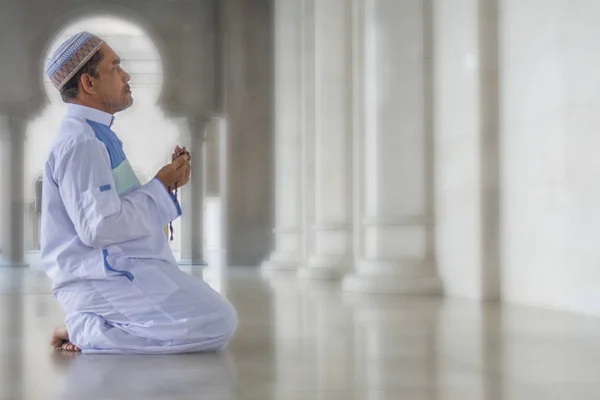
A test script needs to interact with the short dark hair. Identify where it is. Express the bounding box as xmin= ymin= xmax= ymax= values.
xmin=60 ymin=50 xmax=104 ymax=103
